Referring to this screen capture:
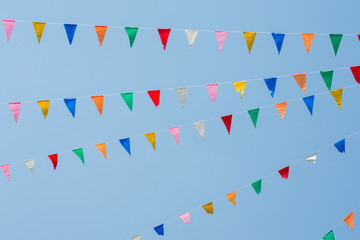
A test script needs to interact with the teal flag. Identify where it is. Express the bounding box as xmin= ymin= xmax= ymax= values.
xmin=323 ymin=230 xmax=335 ymax=240
xmin=121 ymin=93 xmax=133 ymax=111
xmin=252 ymin=179 xmax=262 ymax=195
xmin=72 ymin=148 xmax=85 ymax=164
xmin=125 ymin=27 xmax=138 ymax=48
xmin=248 ymin=108 xmax=260 ymax=128
xmin=329 ymin=34 xmax=342 ymax=56
xmin=320 ymin=70 xmax=333 ymax=91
